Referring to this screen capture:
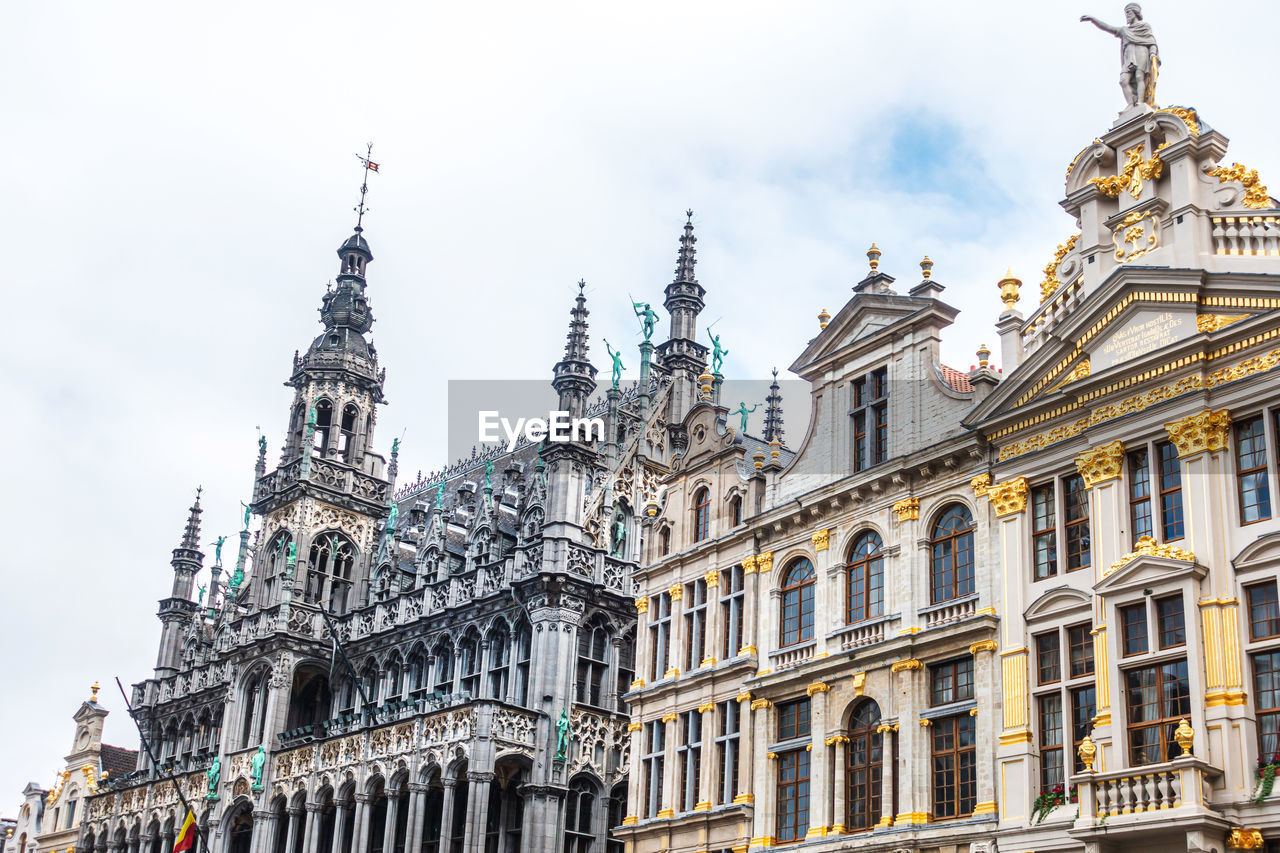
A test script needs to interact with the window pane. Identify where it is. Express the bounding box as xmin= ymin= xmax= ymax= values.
xmin=1032 ymin=484 xmax=1057 ymax=580
xmin=1121 ymin=604 xmax=1148 ymax=656
xmin=1129 ymin=449 xmax=1153 ymax=544
xmin=1237 ymin=416 xmax=1272 ymax=523
xmin=1068 ymin=623 xmax=1095 ymax=677
xmin=1157 ymin=442 xmax=1184 ymax=541
xmin=1156 ymin=595 xmax=1185 ymax=649
xmin=1064 ymin=474 xmax=1091 ymax=571
xmin=1248 ymin=583 xmax=1280 ymax=641
xmin=1036 ymin=632 xmax=1061 ymax=685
